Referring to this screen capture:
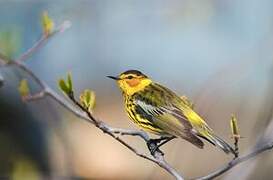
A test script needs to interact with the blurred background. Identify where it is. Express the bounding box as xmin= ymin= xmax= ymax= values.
xmin=0 ymin=0 xmax=273 ymax=179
